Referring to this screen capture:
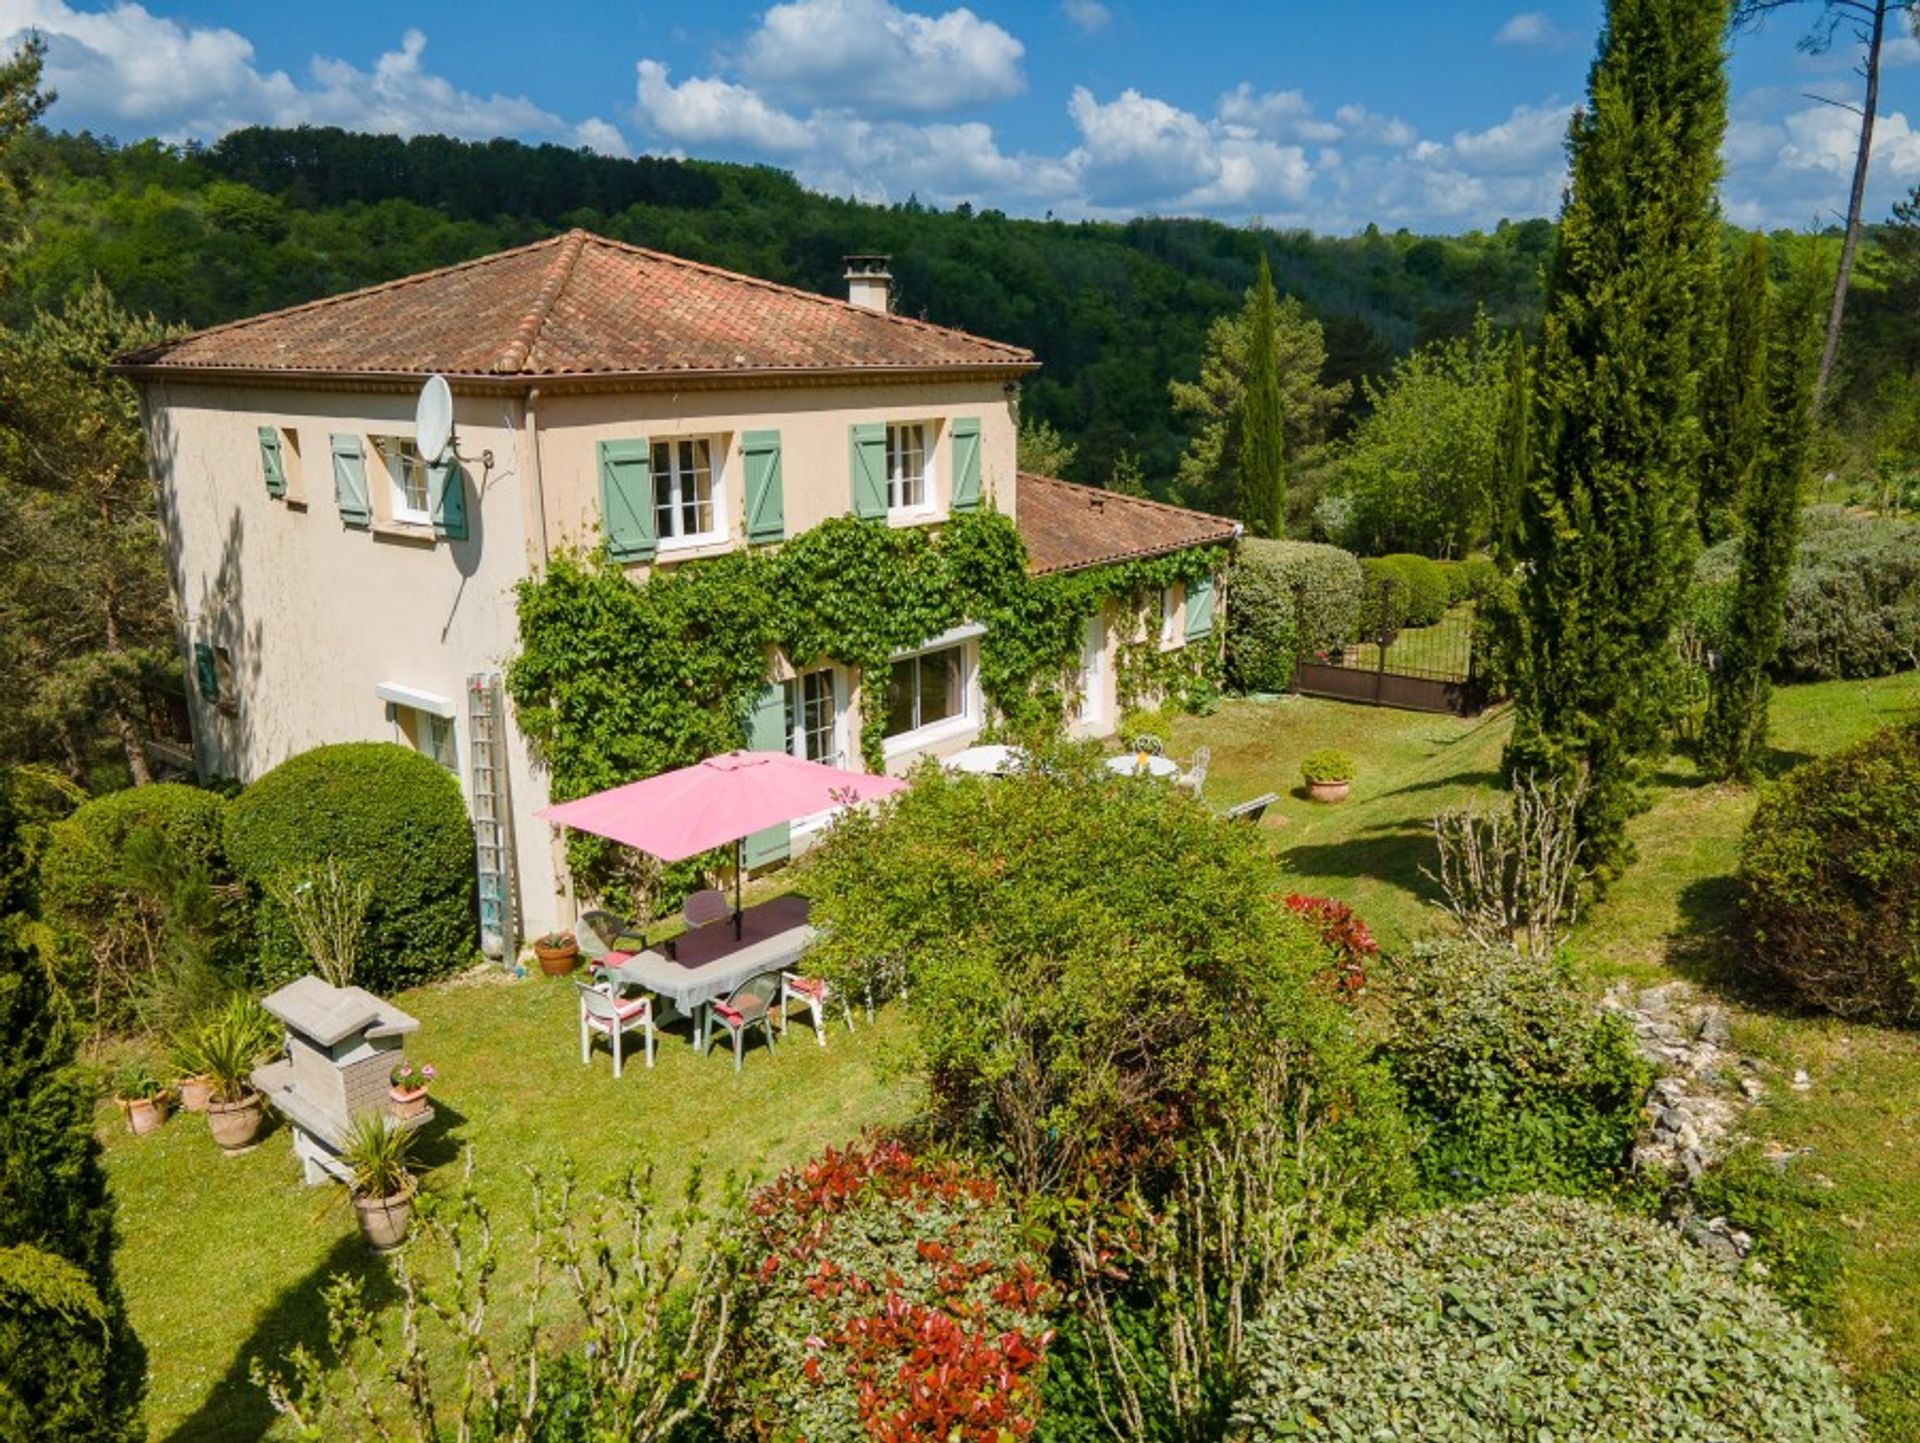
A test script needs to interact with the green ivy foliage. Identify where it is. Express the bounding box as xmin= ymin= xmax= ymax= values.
xmin=1233 ymin=1194 xmax=1865 ymax=1442
xmin=507 ymin=510 xmax=1225 ymax=908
